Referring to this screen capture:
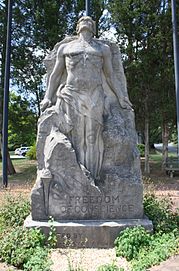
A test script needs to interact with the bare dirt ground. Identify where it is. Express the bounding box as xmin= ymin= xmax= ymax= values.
xmin=141 ymin=159 xmax=179 ymax=211
xmin=0 ymin=159 xmax=178 ymax=271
